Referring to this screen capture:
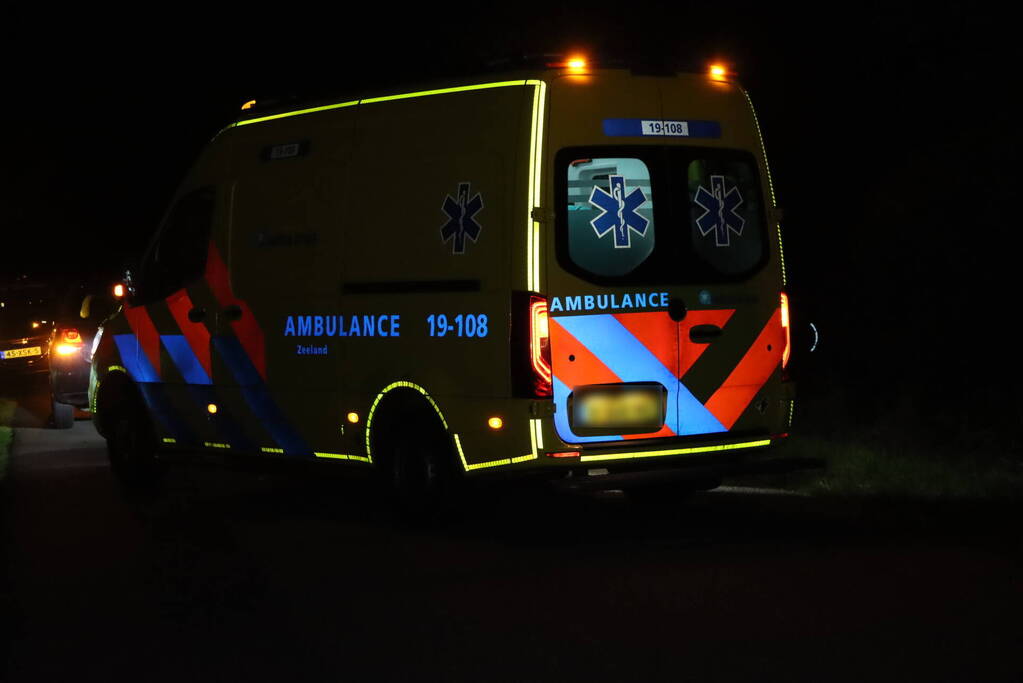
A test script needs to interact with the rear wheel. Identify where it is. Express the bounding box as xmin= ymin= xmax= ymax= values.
xmin=50 ymin=397 xmax=73 ymax=429
xmin=103 ymin=388 xmax=161 ymax=490
xmin=371 ymin=395 xmax=460 ymax=522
